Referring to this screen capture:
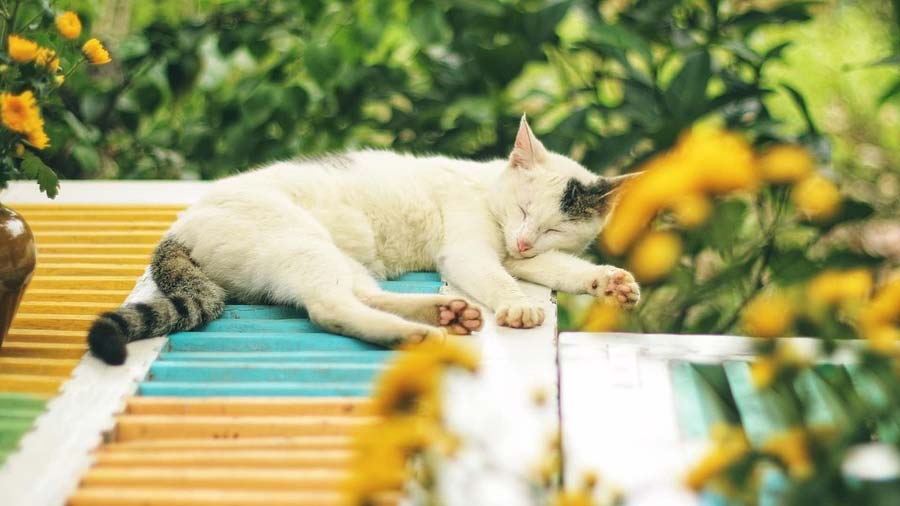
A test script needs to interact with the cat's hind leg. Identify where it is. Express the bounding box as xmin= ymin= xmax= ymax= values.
xmin=345 ymin=260 xmax=483 ymax=335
